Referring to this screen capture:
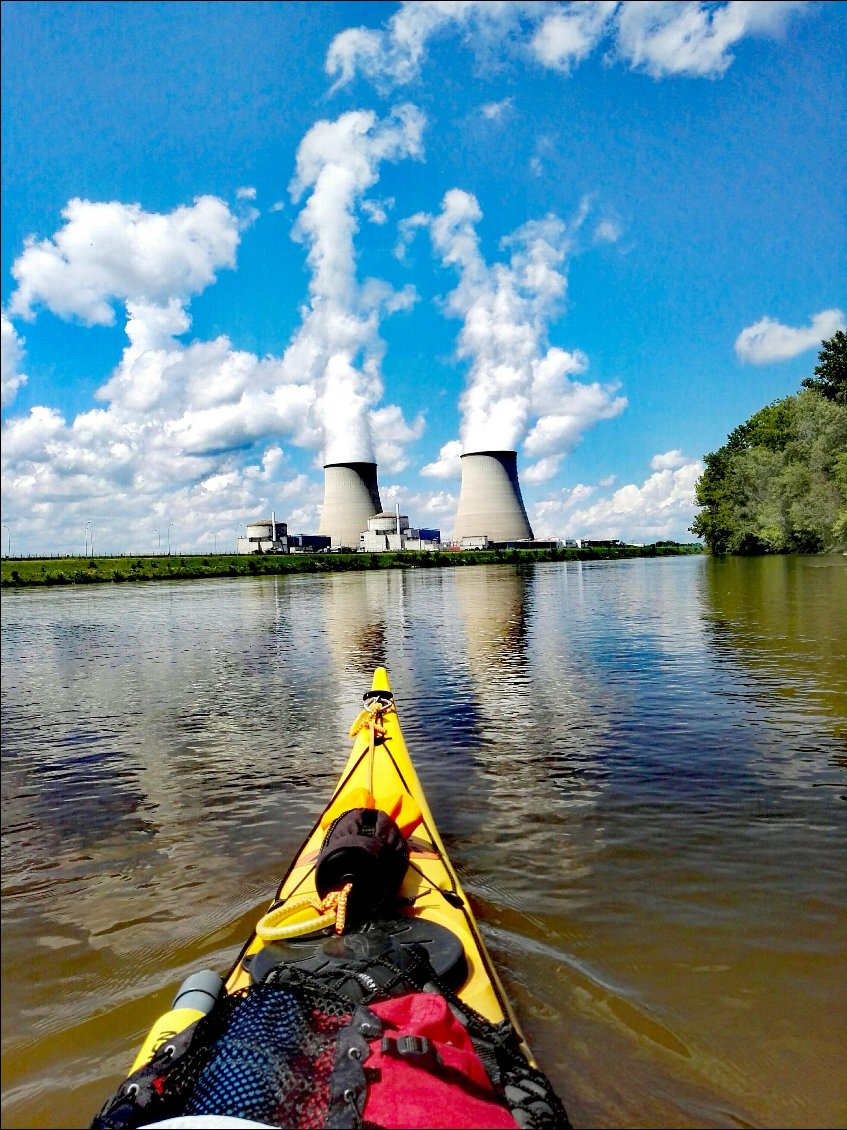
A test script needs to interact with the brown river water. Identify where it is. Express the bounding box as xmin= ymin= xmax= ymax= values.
xmin=1 ymin=555 xmax=845 ymax=1129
